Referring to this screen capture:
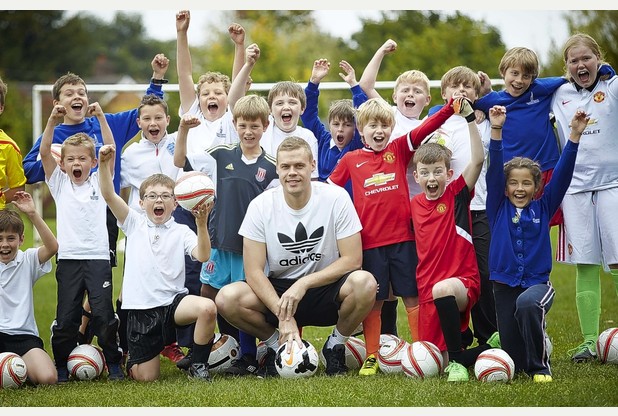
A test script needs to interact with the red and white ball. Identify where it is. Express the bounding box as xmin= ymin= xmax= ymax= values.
xmin=474 ymin=348 xmax=515 ymax=383
xmin=318 ymin=336 xmax=367 ymax=370
xmin=378 ymin=337 xmax=409 ymax=374
xmin=208 ymin=333 xmax=240 ymax=373
xmin=597 ymin=327 xmax=618 ymax=364
xmin=67 ymin=344 xmax=105 ymax=381
xmin=400 ymin=341 xmax=444 ymax=379
xmin=0 ymin=352 xmax=28 ymax=389
xmin=275 ymin=339 xmax=319 ymax=378
xmin=174 ymin=171 xmax=215 ymax=211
